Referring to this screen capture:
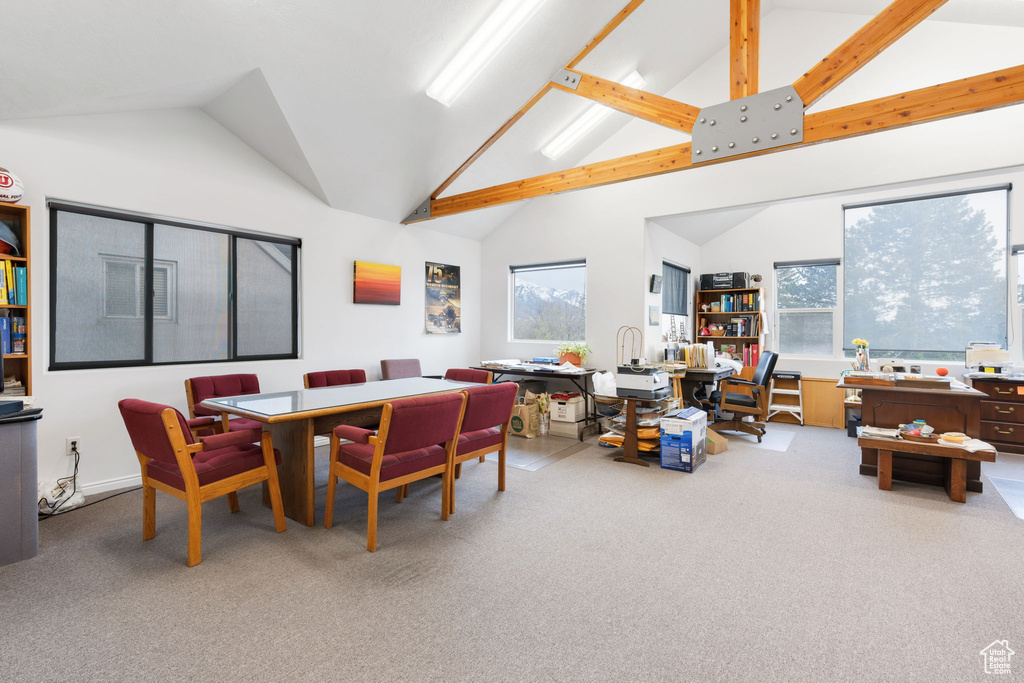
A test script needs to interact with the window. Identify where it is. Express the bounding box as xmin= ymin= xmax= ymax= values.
xmin=102 ymin=256 xmax=175 ymax=320
xmin=50 ymin=203 xmax=300 ymax=369
xmin=776 ymin=260 xmax=839 ymax=356
xmin=844 ymin=187 xmax=1008 ymax=361
xmin=662 ymin=262 xmax=689 ymax=316
xmin=510 ymin=260 xmax=586 ymax=341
